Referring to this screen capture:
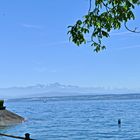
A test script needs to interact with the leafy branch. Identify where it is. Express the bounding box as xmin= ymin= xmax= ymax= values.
xmin=68 ymin=0 xmax=140 ymax=52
